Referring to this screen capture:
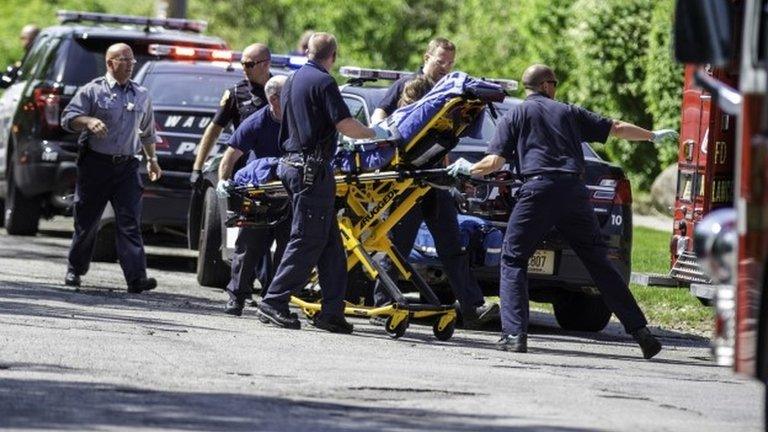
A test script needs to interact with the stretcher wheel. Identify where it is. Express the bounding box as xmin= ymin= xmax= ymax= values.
xmin=433 ymin=319 xmax=455 ymax=341
xmin=385 ymin=316 xmax=408 ymax=339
